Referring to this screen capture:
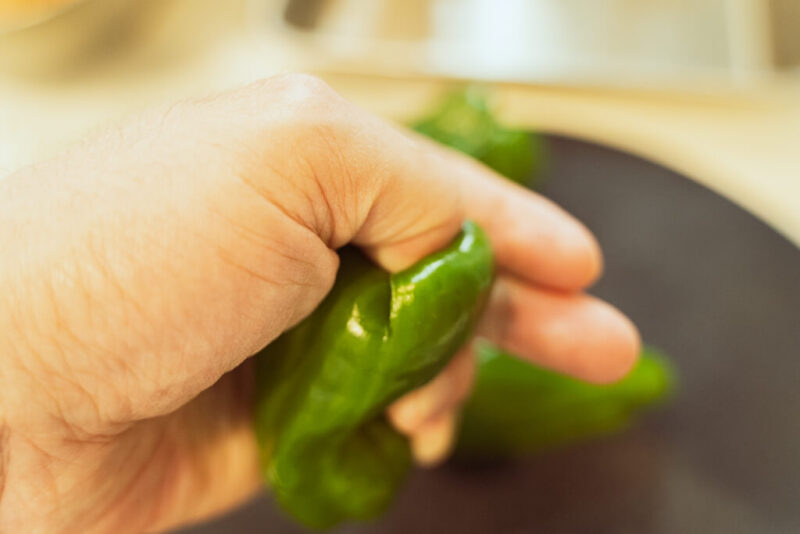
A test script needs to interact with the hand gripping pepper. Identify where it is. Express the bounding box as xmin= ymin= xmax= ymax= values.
xmin=253 ymin=221 xmax=493 ymax=528
xmin=415 ymin=86 xmax=674 ymax=460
